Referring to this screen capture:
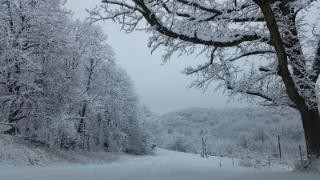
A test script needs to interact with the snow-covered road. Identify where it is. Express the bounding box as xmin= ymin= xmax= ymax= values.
xmin=0 ymin=149 xmax=319 ymax=180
